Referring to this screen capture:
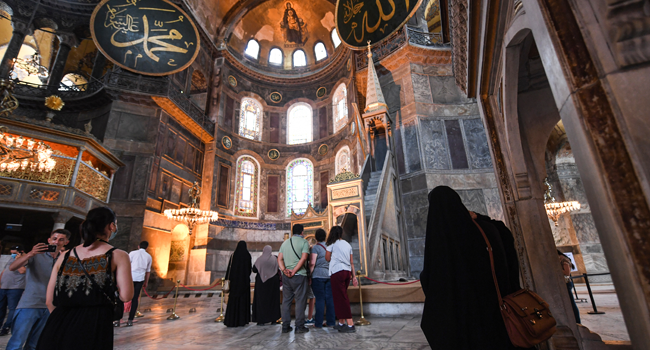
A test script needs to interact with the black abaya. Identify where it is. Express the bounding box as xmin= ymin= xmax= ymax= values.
xmin=252 ymin=265 xmax=281 ymax=324
xmin=224 ymin=241 xmax=252 ymax=327
xmin=420 ymin=186 xmax=522 ymax=350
